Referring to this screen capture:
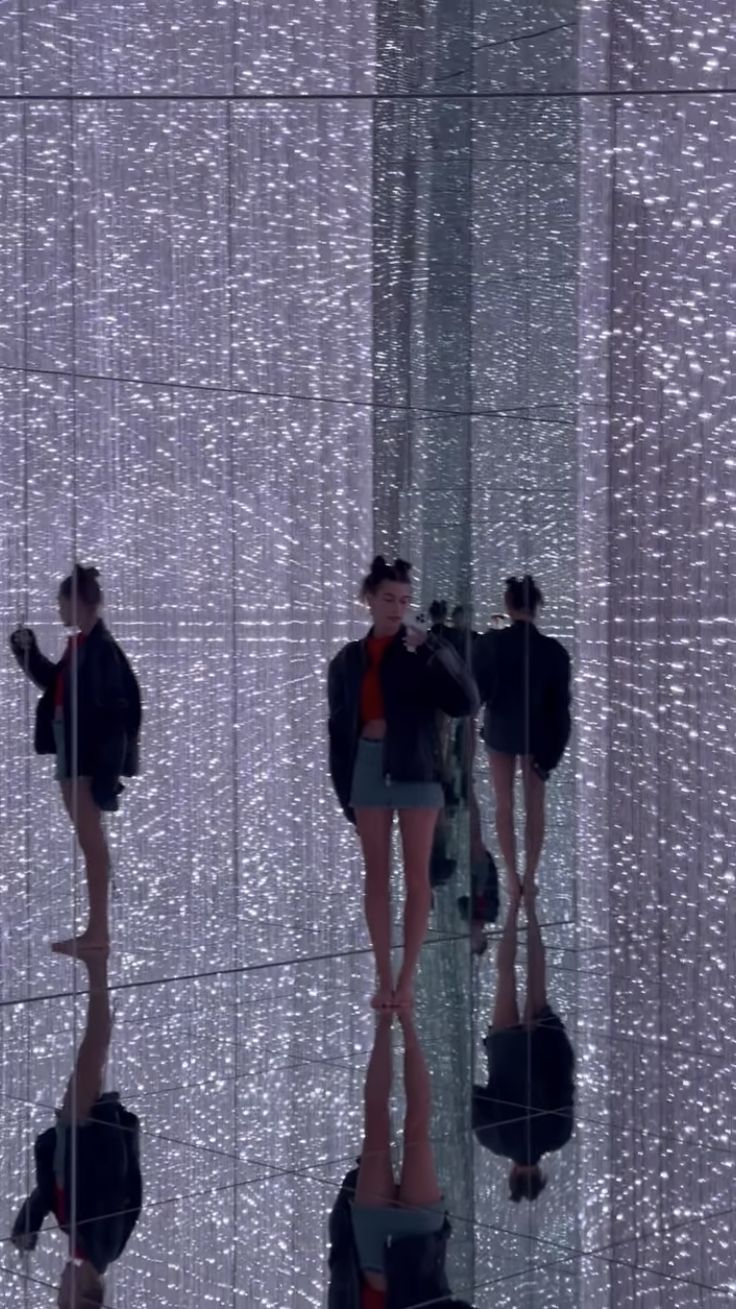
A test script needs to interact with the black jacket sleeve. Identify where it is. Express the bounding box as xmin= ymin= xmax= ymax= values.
xmin=416 ymin=634 xmax=480 ymax=718
xmin=89 ymin=640 xmax=129 ymax=798
xmin=11 ymin=1188 xmax=50 ymax=1251
xmin=9 ymin=631 xmax=57 ymax=692
xmin=12 ymin=1127 xmax=56 ymax=1250
xmin=535 ymin=646 xmax=572 ymax=773
xmin=472 ymin=631 xmax=497 ymax=706
xmin=327 ymin=652 xmax=356 ymax=825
